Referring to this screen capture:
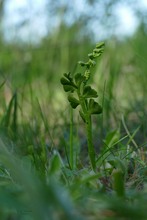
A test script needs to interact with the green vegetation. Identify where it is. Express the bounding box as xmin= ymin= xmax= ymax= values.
xmin=61 ymin=42 xmax=104 ymax=170
xmin=0 ymin=9 xmax=147 ymax=219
